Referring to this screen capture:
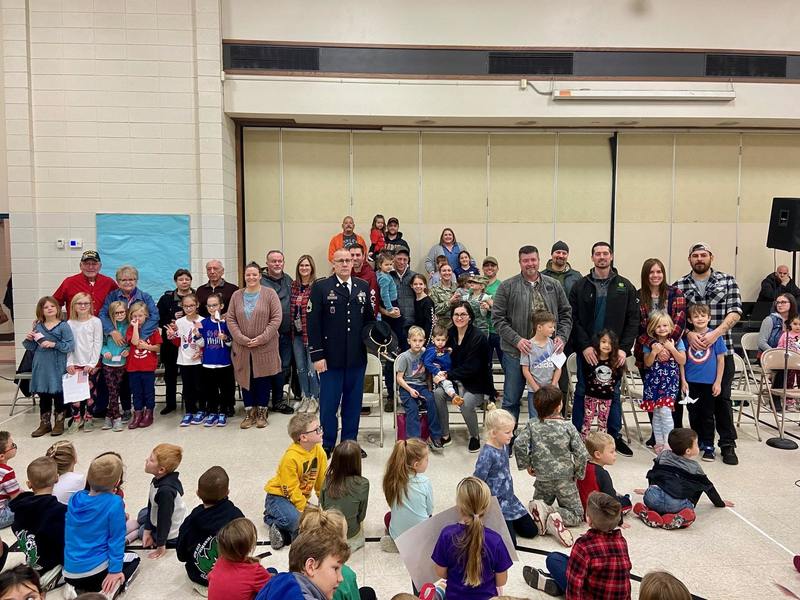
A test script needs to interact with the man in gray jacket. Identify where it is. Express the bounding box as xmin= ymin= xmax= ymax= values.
xmin=492 ymin=245 xmax=572 ymax=426
xmin=260 ymin=250 xmax=294 ymax=414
